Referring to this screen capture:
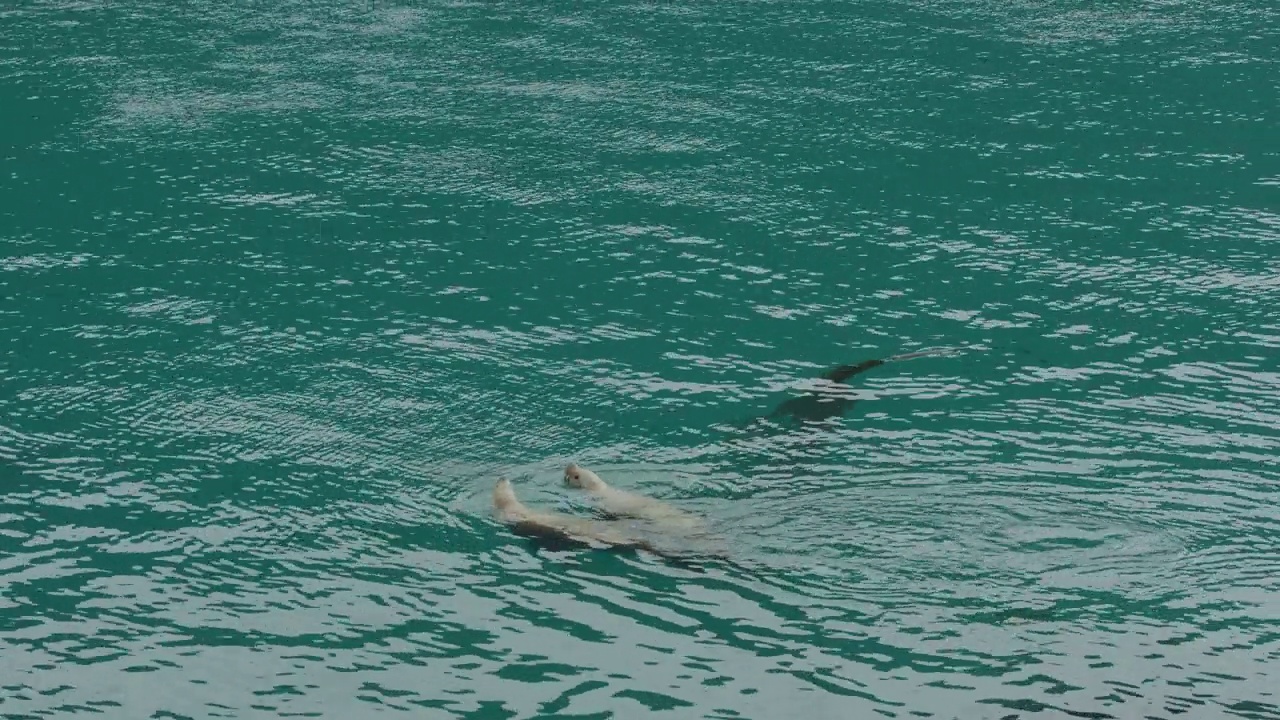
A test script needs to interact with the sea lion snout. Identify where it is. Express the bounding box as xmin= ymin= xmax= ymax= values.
xmin=493 ymin=477 xmax=519 ymax=513
xmin=563 ymin=463 xmax=606 ymax=491
xmin=564 ymin=463 xmax=581 ymax=486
